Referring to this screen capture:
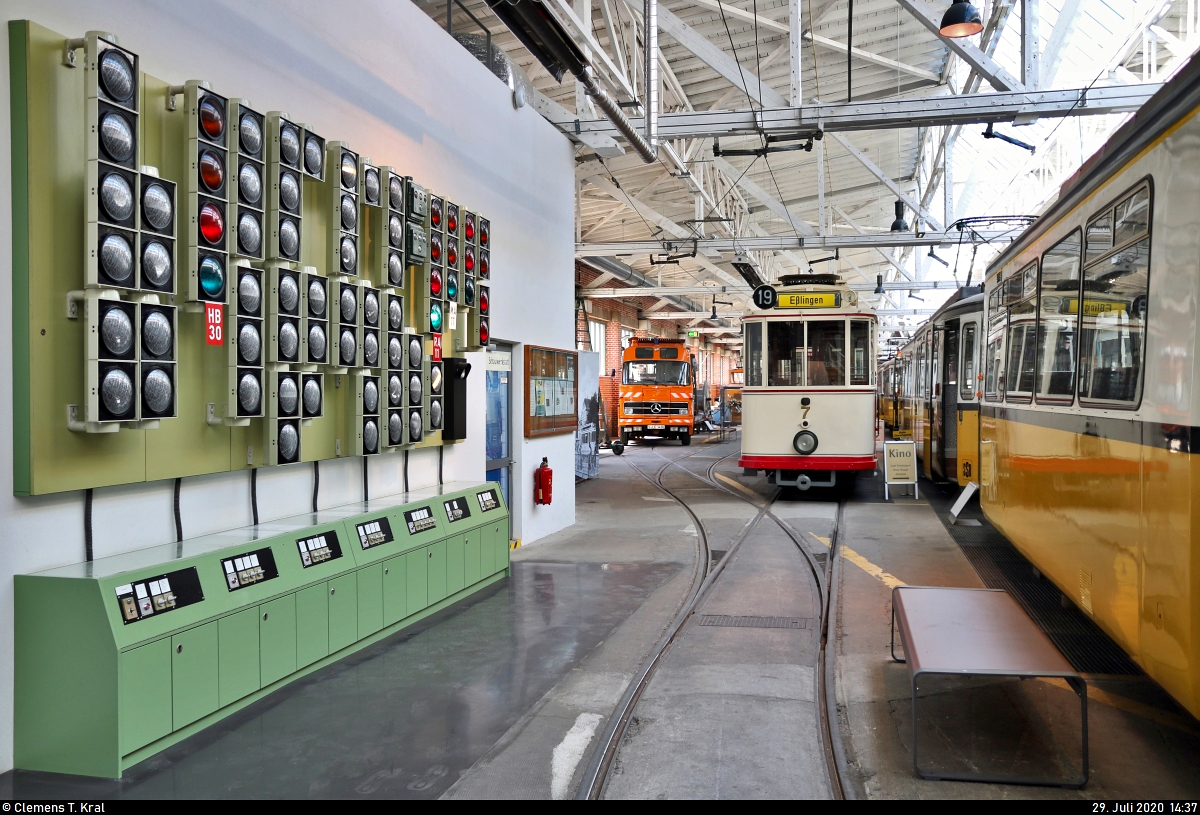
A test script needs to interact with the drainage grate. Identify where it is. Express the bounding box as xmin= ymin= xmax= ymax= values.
xmin=698 ymin=615 xmax=811 ymax=629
